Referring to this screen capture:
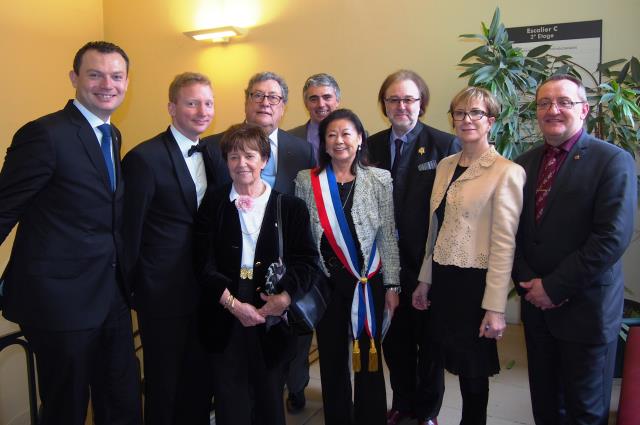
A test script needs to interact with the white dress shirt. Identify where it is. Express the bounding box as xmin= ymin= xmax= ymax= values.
xmin=73 ymin=99 xmax=113 ymax=163
xmin=230 ymin=181 xmax=272 ymax=270
xmin=170 ymin=125 xmax=207 ymax=207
